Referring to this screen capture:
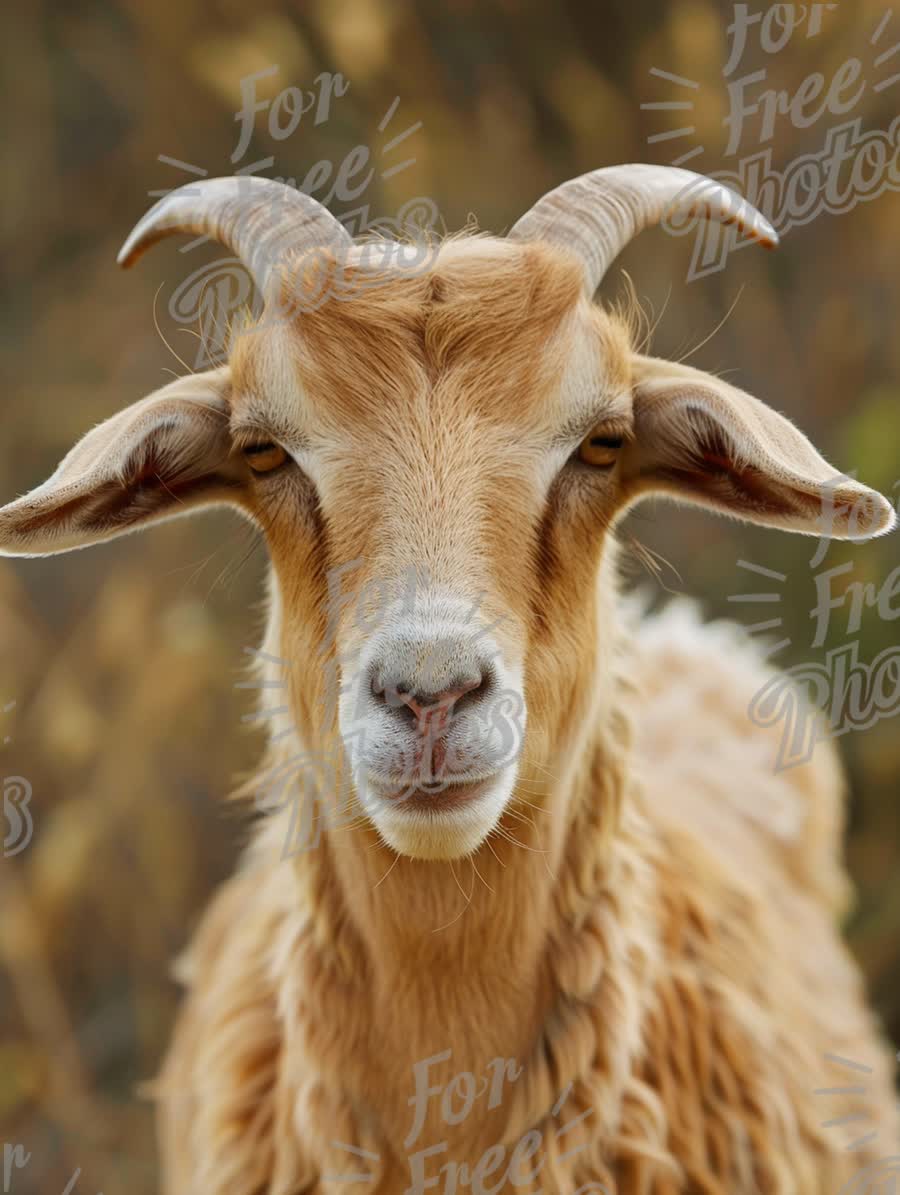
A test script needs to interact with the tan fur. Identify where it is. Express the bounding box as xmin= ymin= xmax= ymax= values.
xmin=164 ymin=248 xmax=898 ymax=1192
xmin=2 ymin=237 xmax=896 ymax=1193
xmin=154 ymin=589 xmax=898 ymax=1194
